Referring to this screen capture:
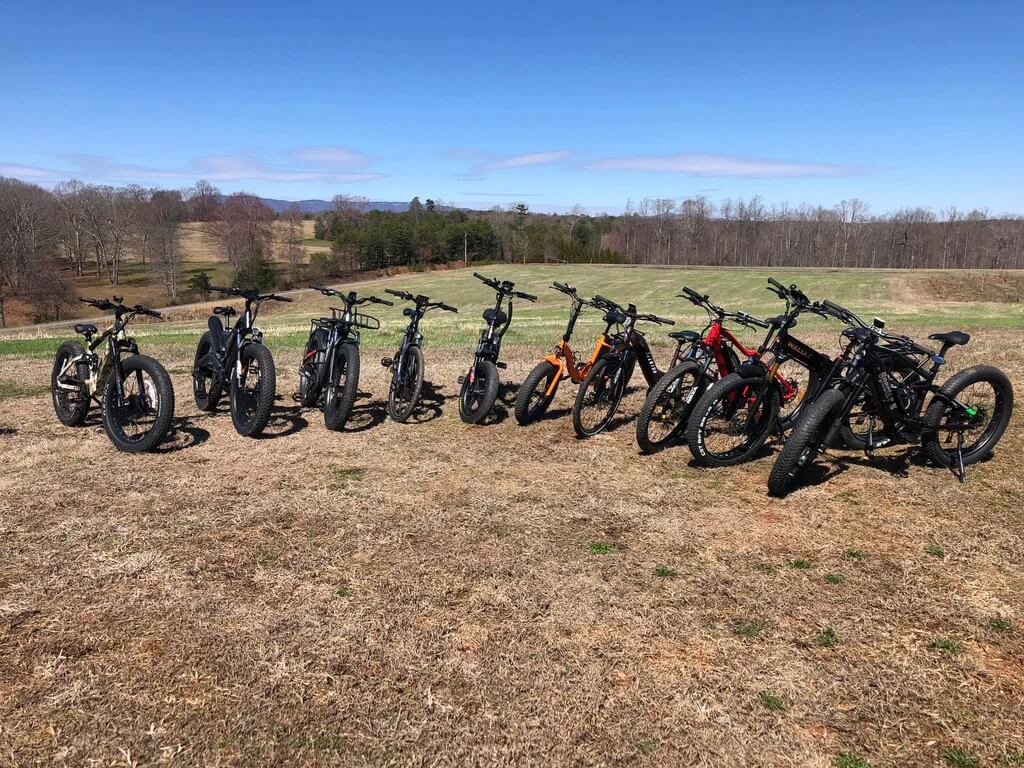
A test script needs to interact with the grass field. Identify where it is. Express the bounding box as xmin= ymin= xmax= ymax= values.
xmin=1 ymin=266 xmax=1022 ymax=766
